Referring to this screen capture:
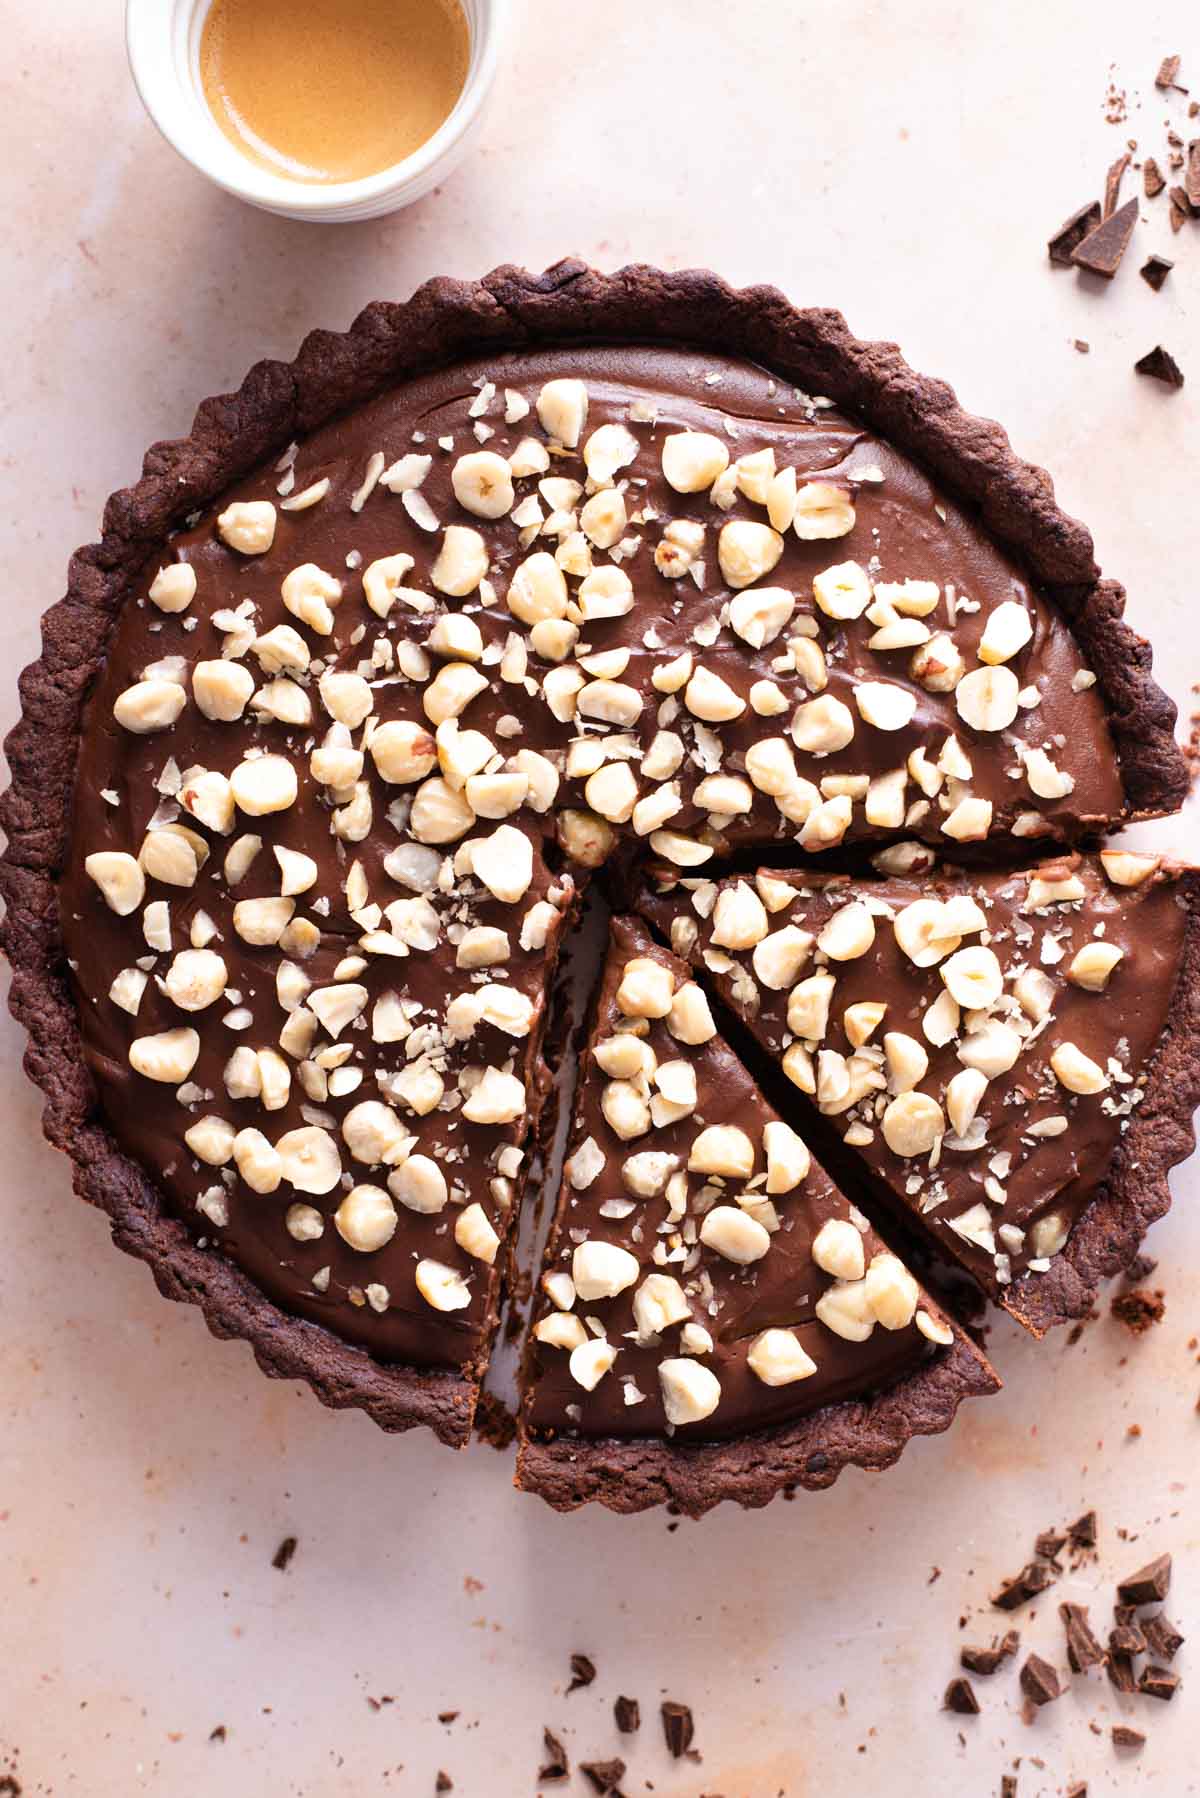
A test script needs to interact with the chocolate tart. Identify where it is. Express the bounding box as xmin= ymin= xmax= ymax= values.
xmin=0 ymin=261 xmax=1186 ymax=1468
xmin=517 ymin=918 xmax=999 ymax=1515
xmin=640 ymin=852 xmax=1200 ymax=1333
